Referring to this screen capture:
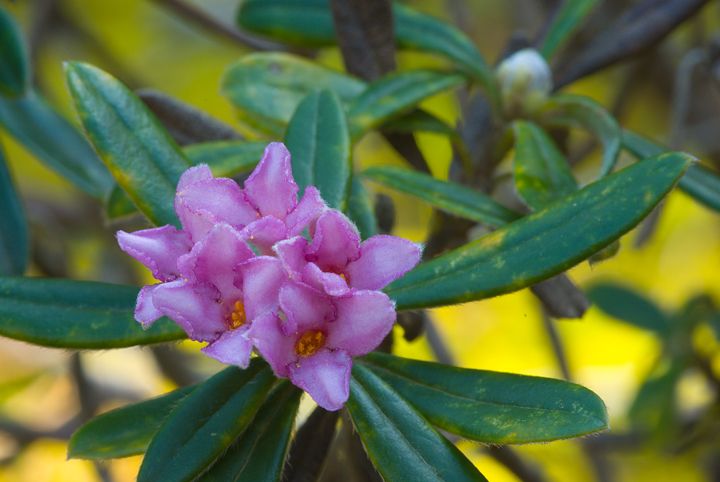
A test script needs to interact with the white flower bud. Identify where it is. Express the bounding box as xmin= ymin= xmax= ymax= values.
xmin=495 ymin=49 xmax=553 ymax=117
